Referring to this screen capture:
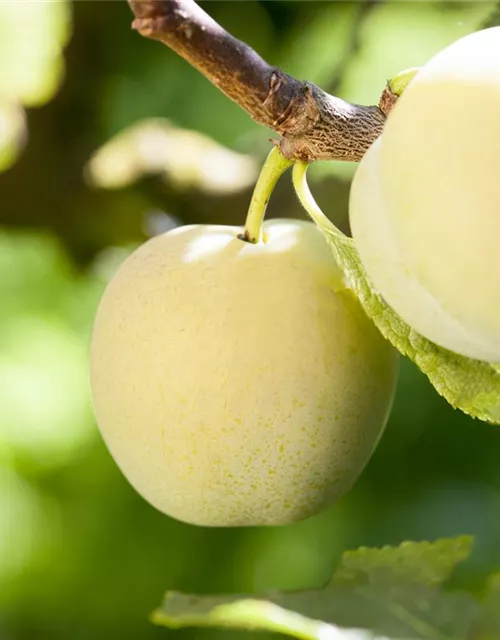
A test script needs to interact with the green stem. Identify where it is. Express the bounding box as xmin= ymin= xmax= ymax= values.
xmin=241 ymin=147 xmax=293 ymax=243
xmin=388 ymin=66 xmax=420 ymax=96
xmin=291 ymin=162 xmax=340 ymax=237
